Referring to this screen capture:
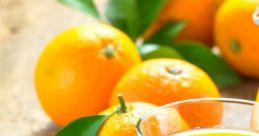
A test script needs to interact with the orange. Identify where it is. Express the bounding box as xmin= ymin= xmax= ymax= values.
xmin=140 ymin=108 xmax=189 ymax=136
xmin=109 ymin=59 xmax=221 ymax=127
xmin=215 ymin=0 xmax=259 ymax=79
xmin=109 ymin=59 xmax=220 ymax=106
xmin=98 ymin=102 xmax=156 ymax=136
xmin=177 ymin=100 xmax=223 ymax=127
xmin=144 ymin=0 xmax=224 ymax=46
xmin=34 ymin=24 xmax=141 ymax=126
xmin=98 ymin=98 xmax=188 ymax=136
